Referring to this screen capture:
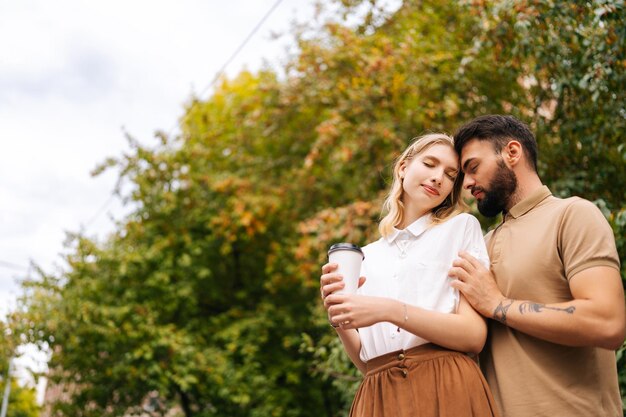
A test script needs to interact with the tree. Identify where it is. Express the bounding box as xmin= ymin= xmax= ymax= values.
xmin=465 ymin=0 xmax=626 ymax=400
xmin=1 ymin=379 xmax=41 ymax=417
xmin=12 ymin=0 xmax=625 ymax=415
